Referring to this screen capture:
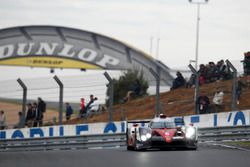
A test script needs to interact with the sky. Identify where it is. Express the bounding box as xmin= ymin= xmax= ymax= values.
xmin=0 ymin=0 xmax=249 ymax=103
xmin=0 ymin=0 xmax=249 ymax=80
